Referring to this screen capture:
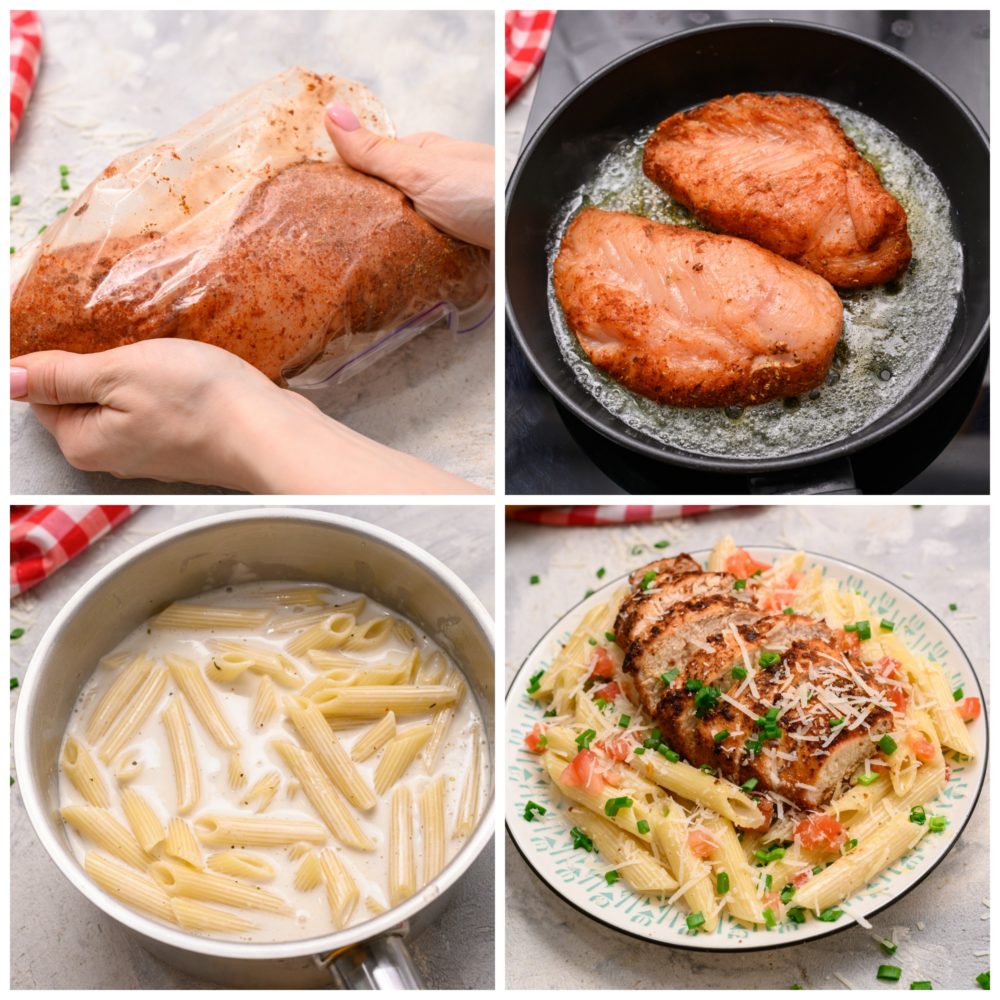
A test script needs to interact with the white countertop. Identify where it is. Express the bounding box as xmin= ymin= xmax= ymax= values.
xmin=505 ymin=504 xmax=989 ymax=990
xmin=11 ymin=504 xmax=495 ymax=989
xmin=11 ymin=10 xmax=494 ymax=494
